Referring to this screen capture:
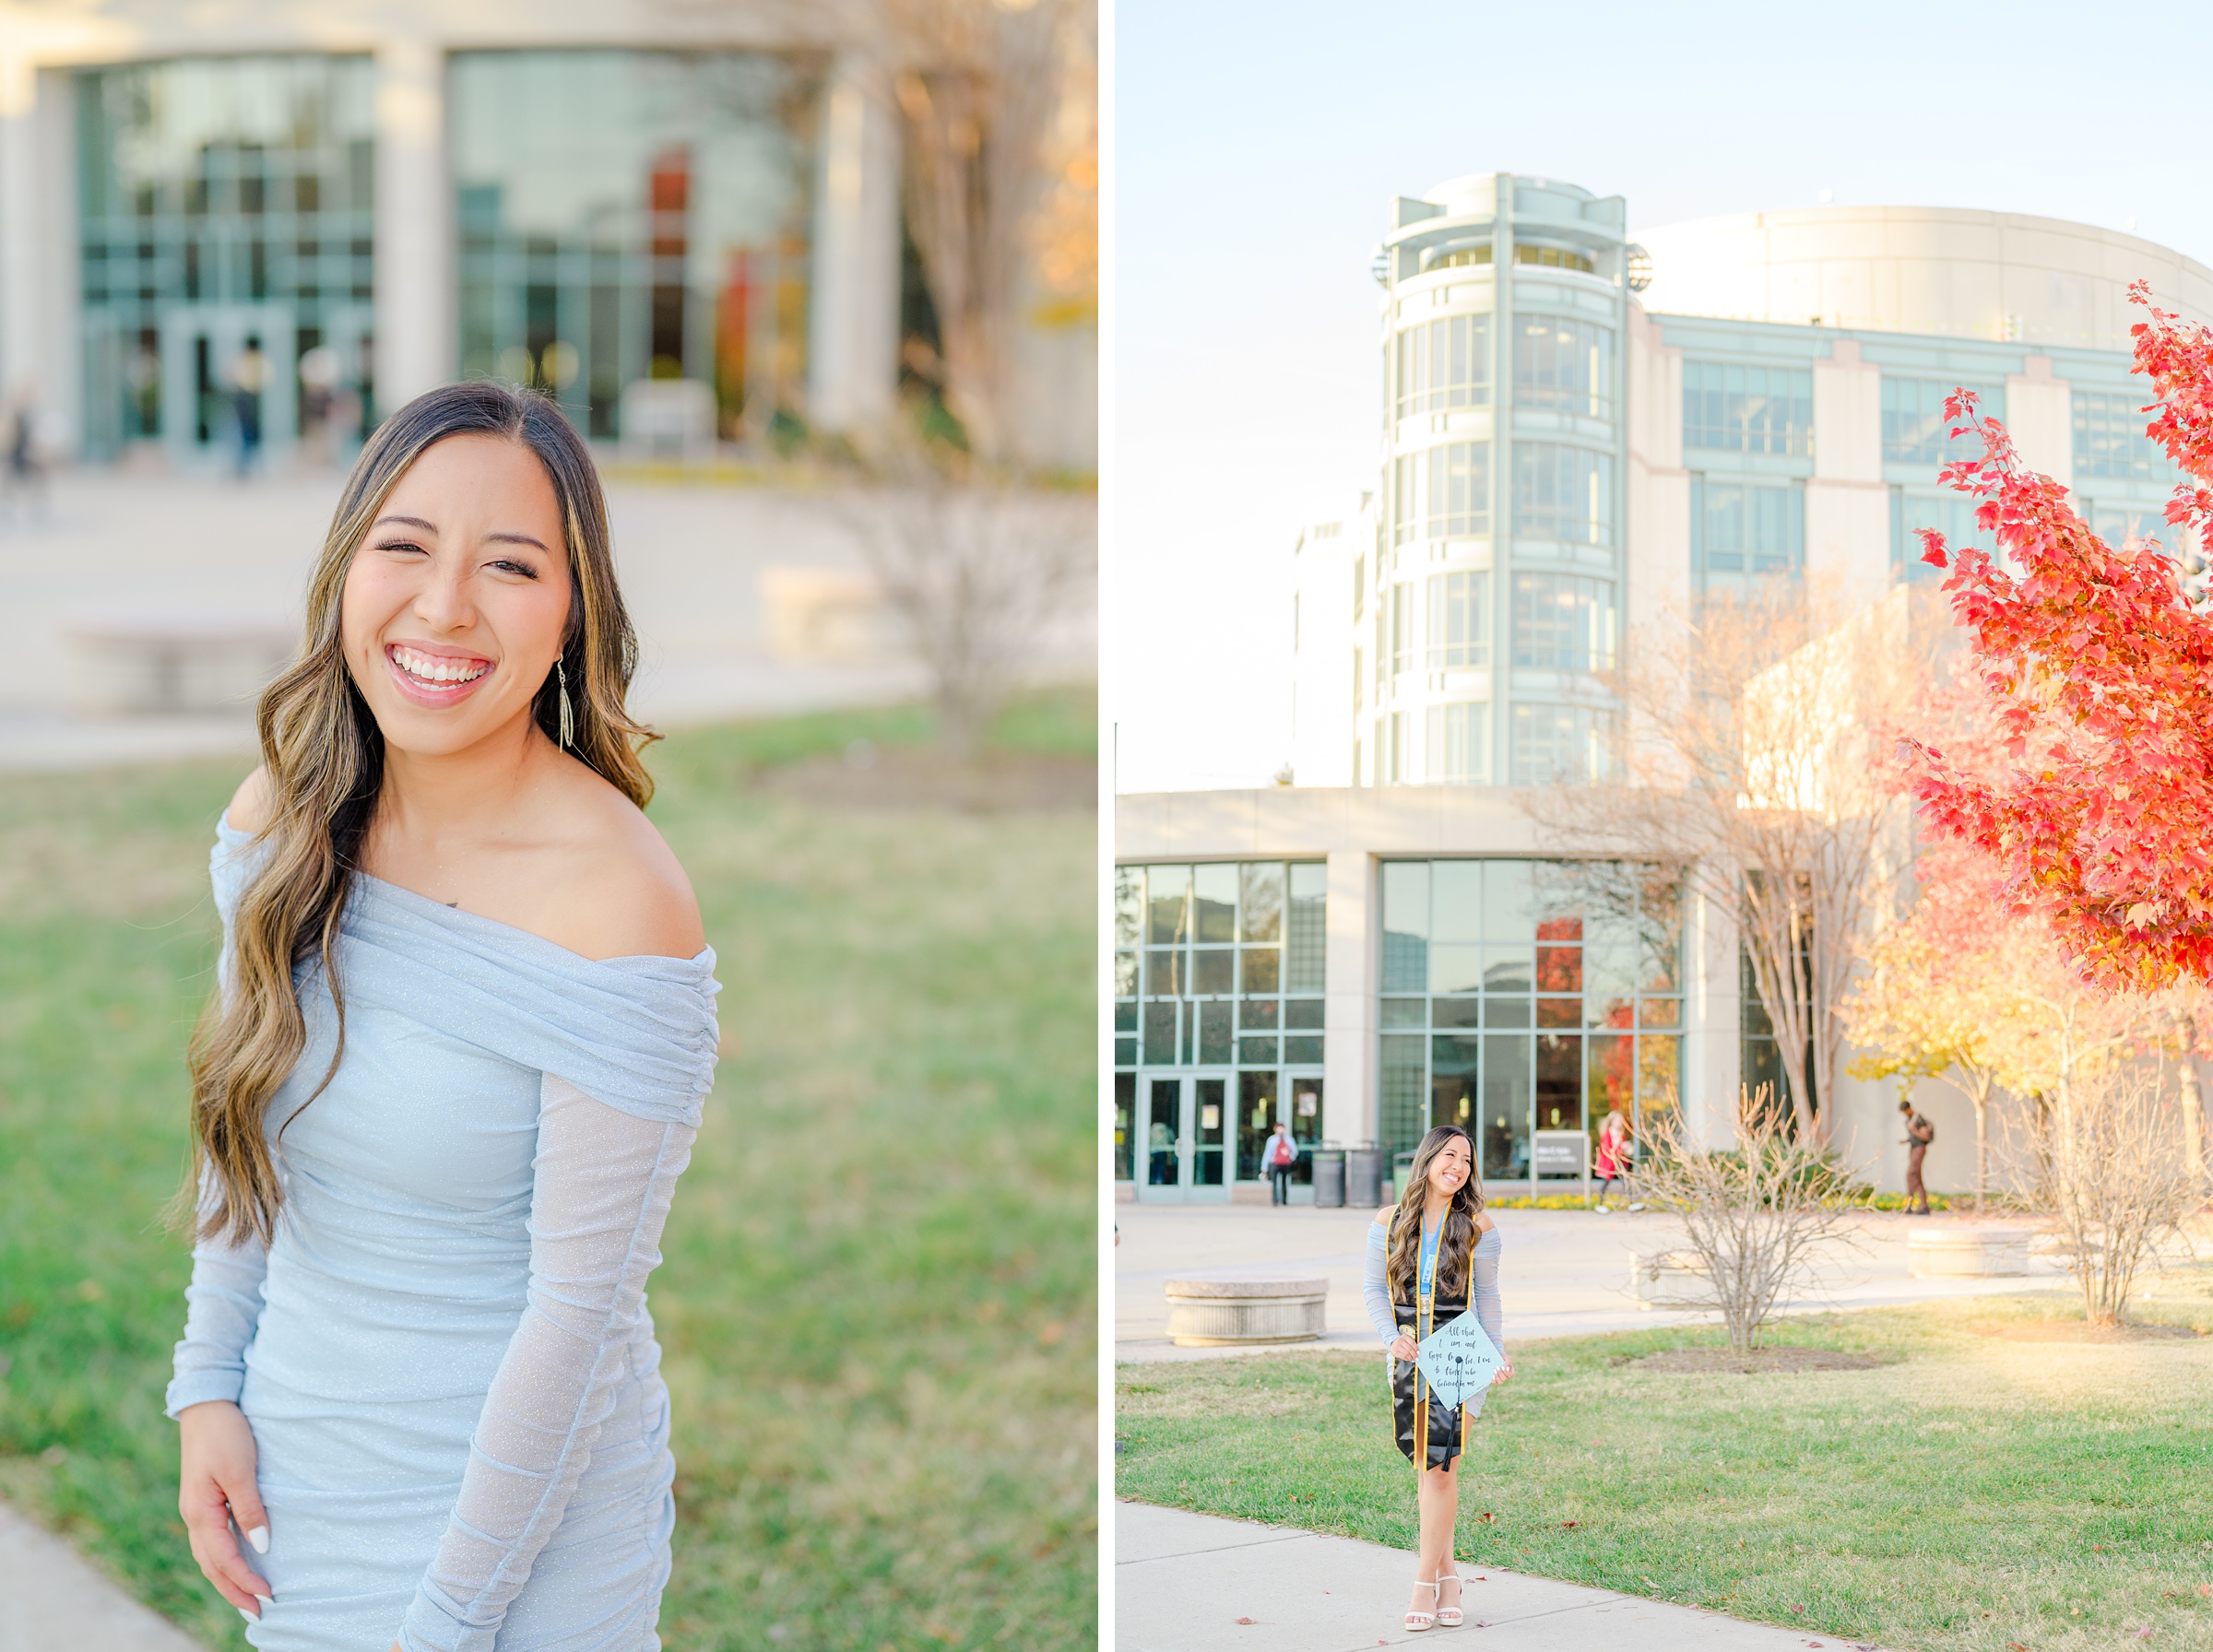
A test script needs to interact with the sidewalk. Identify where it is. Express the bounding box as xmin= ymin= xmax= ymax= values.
xmin=1116 ymin=1503 xmax=1876 ymax=1651
xmin=0 ymin=1497 xmax=204 ymax=1652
